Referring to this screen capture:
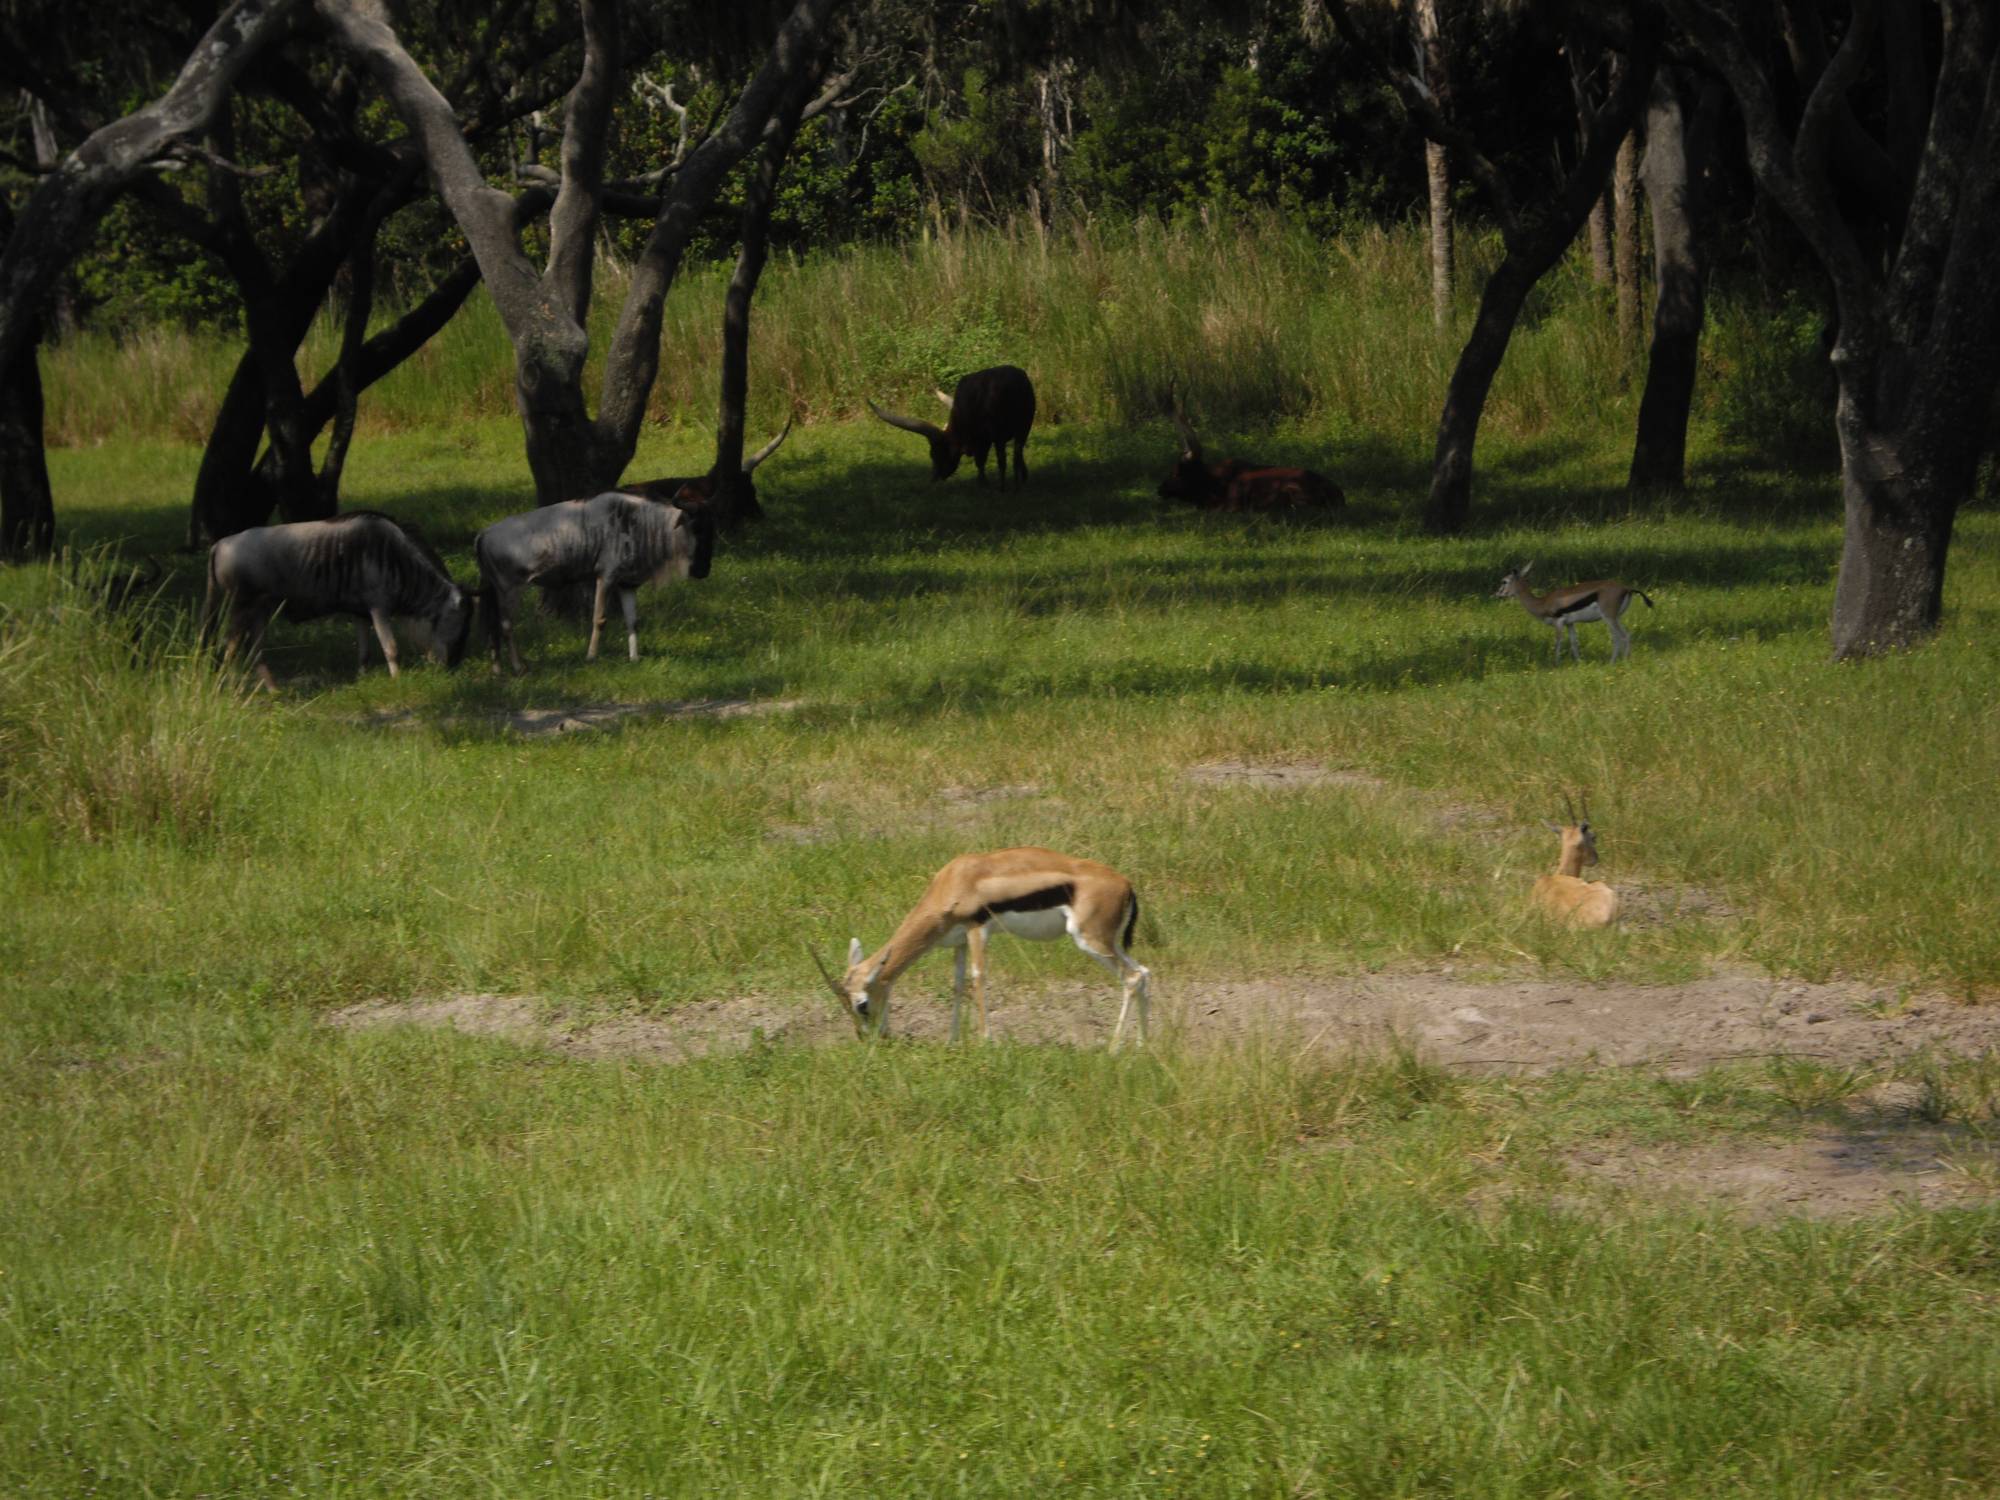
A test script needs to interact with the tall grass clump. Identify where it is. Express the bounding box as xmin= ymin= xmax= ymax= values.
xmin=44 ymin=215 xmax=1670 ymax=455
xmin=0 ymin=556 xmax=253 ymax=844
